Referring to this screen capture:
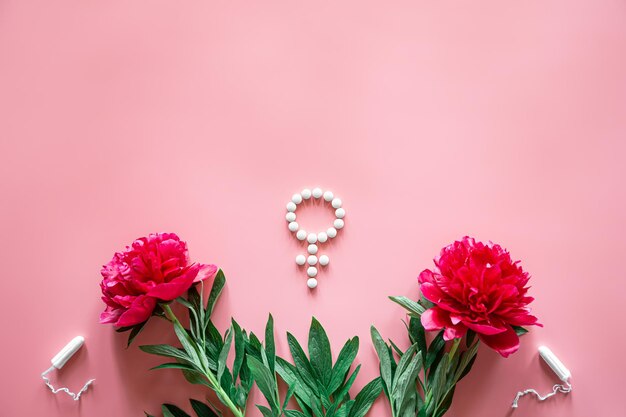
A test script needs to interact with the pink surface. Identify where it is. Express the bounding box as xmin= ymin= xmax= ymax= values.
xmin=1 ymin=1 xmax=625 ymax=416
